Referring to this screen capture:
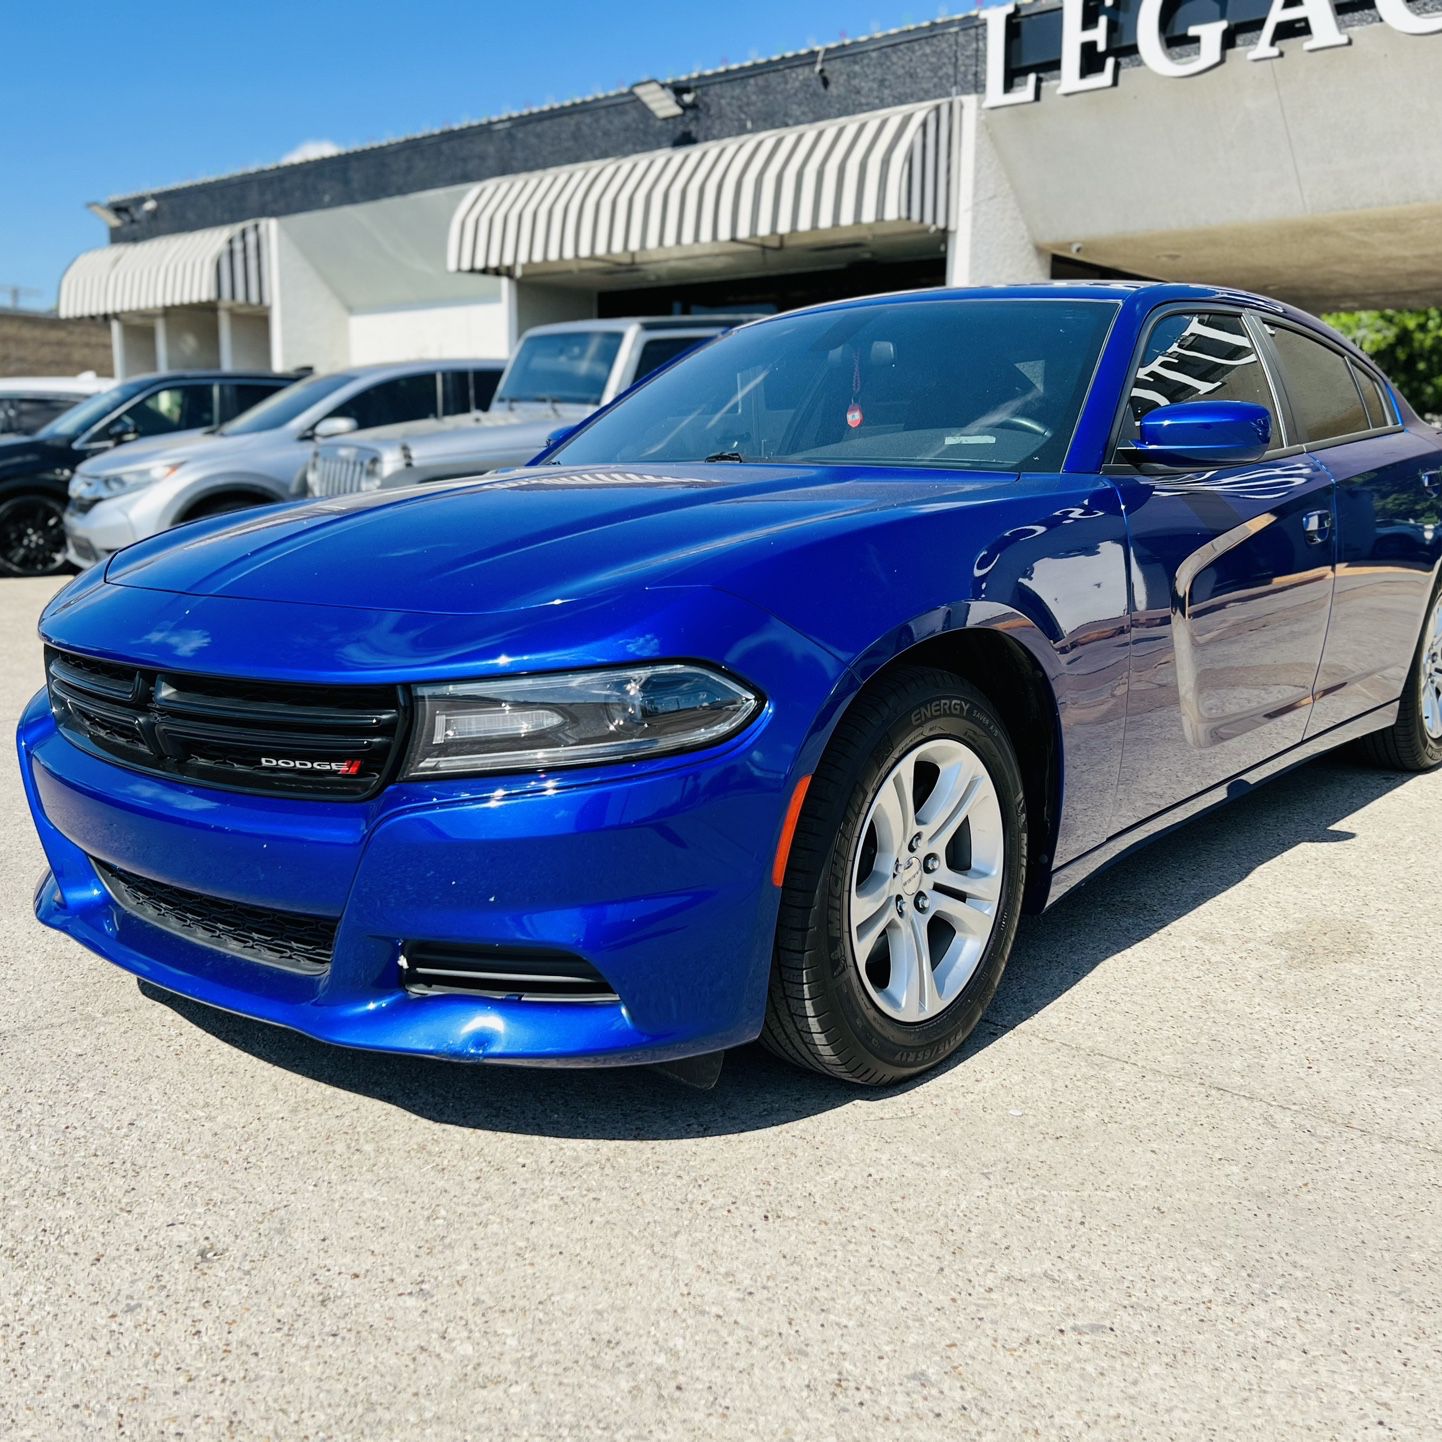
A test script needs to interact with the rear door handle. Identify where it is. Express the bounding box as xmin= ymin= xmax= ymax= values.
xmin=1302 ymin=510 xmax=1333 ymax=545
